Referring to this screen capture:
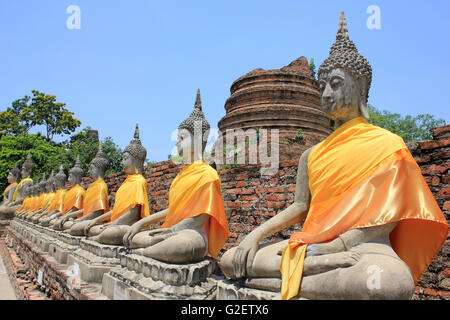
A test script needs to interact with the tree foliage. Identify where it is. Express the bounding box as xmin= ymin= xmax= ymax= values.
xmin=0 ymin=90 xmax=81 ymax=142
xmin=367 ymin=104 xmax=446 ymax=142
